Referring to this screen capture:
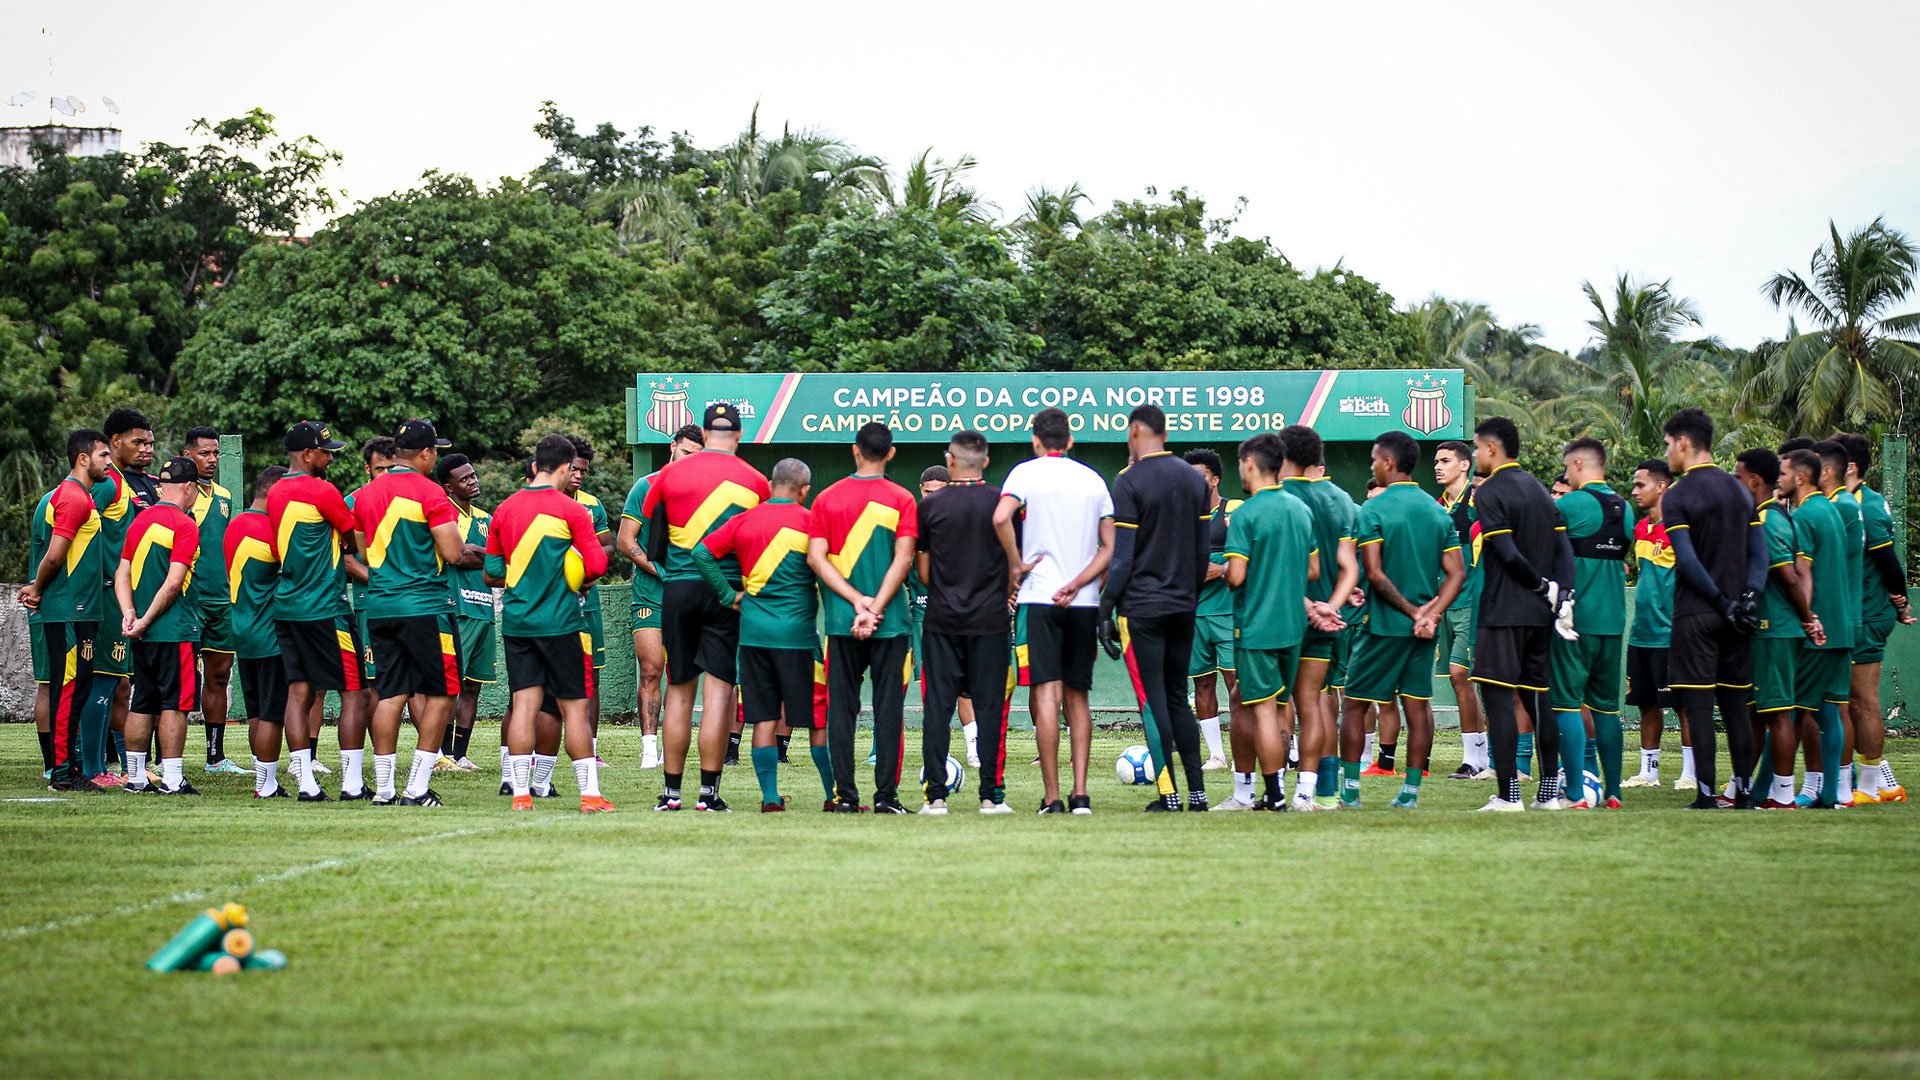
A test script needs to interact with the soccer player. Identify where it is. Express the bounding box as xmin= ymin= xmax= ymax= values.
xmin=809 ymin=422 xmax=920 ymax=815
xmin=268 ymin=421 xmax=363 ymax=802
xmin=916 ymin=432 xmax=1013 ymax=814
xmin=641 ymin=404 xmax=770 ymax=810
xmin=618 ymin=423 xmax=703 ymax=770
xmin=1804 ymin=440 xmax=1865 ymax=806
xmin=1660 ymin=407 xmax=1767 ymax=810
xmin=564 ymin=436 xmax=616 ymax=767
xmin=1550 ymin=438 xmax=1632 ymax=808
xmin=1742 ymin=449 xmax=1821 ymax=808
xmin=488 ymin=434 xmax=612 ymax=812
xmin=1183 ymin=448 xmax=1239 ymax=774
xmin=993 ymin=408 xmax=1114 ymax=814
xmin=1773 ymin=448 xmax=1849 ymax=807
xmin=433 ymin=454 xmax=492 ymax=772
xmin=88 ymin=408 xmax=159 ymax=785
xmin=1794 ymin=440 xmax=1862 ymax=807
xmin=1432 ymin=440 xmax=1490 ymax=780
xmin=1834 ymin=432 xmax=1914 ymax=802
xmin=1467 ymin=416 xmax=1577 ymax=812
xmin=181 ymin=428 xmax=242 ymax=775
xmin=113 ymin=456 xmax=204 ymax=795
xmin=693 ymin=458 xmax=823 ymax=812
xmin=331 ymin=437 xmax=396 ymax=791
xmin=1335 ymin=432 xmax=1464 ymax=809
xmin=1276 ymin=425 xmax=1360 ymax=811
xmin=1223 ymin=432 xmax=1324 ymax=811
xmin=351 ymin=420 xmax=466 ymax=806
xmin=915 ymin=464 xmax=983 ymax=769
xmin=22 ymin=430 xmax=111 ymax=791
xmin=225 ymin=465 xmax=291 ymax=797
xmin=1622 ymin=459 xmax=1680 ymax=789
